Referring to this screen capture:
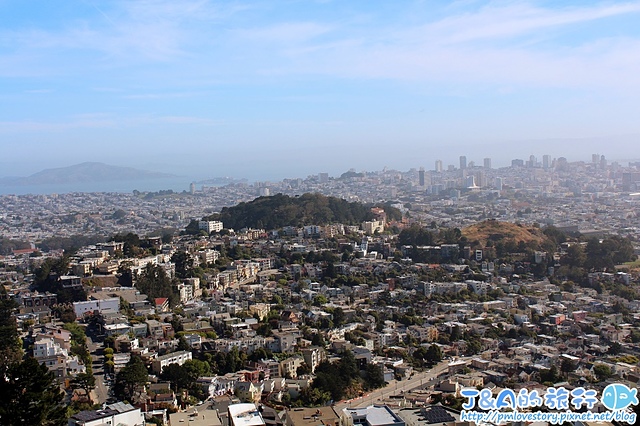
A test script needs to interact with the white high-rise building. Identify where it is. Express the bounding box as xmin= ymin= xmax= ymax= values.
xmin=199 ymin=220 xmax=223 ymax=233
xmin=495 ymin=177 xmax=503 ymax=191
